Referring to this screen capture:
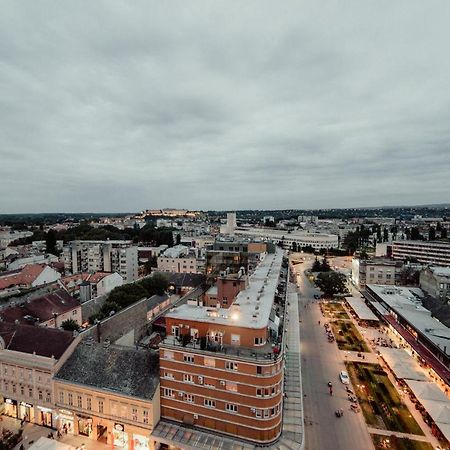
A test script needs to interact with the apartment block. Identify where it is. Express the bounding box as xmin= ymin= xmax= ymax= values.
xmin=156 ymin=249 xmax=287 ymax=446
xmin=351 ymin=258 xmax=404 ymax=288
xmin=63 ymin=241 xmax=138 ymax=283
xmin=420 ymin=266 xmax=450 ymax=302
xmin=392 ymin=240 xmax=450 ymax=267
